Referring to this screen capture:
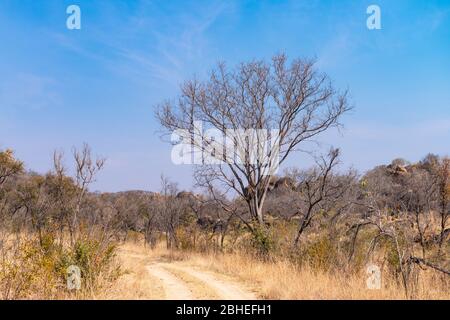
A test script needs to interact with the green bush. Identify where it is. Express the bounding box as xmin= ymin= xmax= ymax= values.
xmin=250 ymin=225 xmax=274 ymax=257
